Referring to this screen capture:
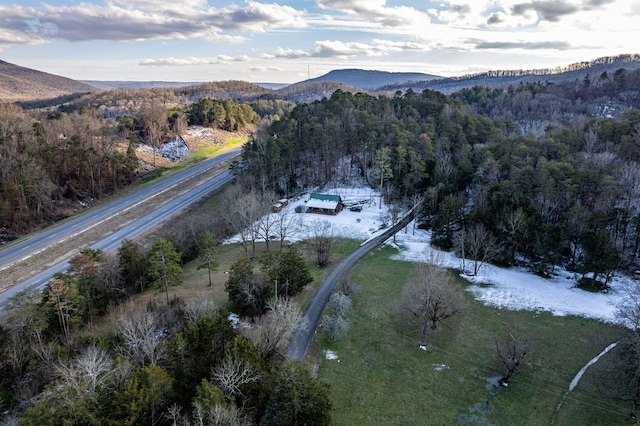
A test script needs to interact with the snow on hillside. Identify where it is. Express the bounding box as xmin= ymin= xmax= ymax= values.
xmin=226 ymin=187 xmax=632 ymax=324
